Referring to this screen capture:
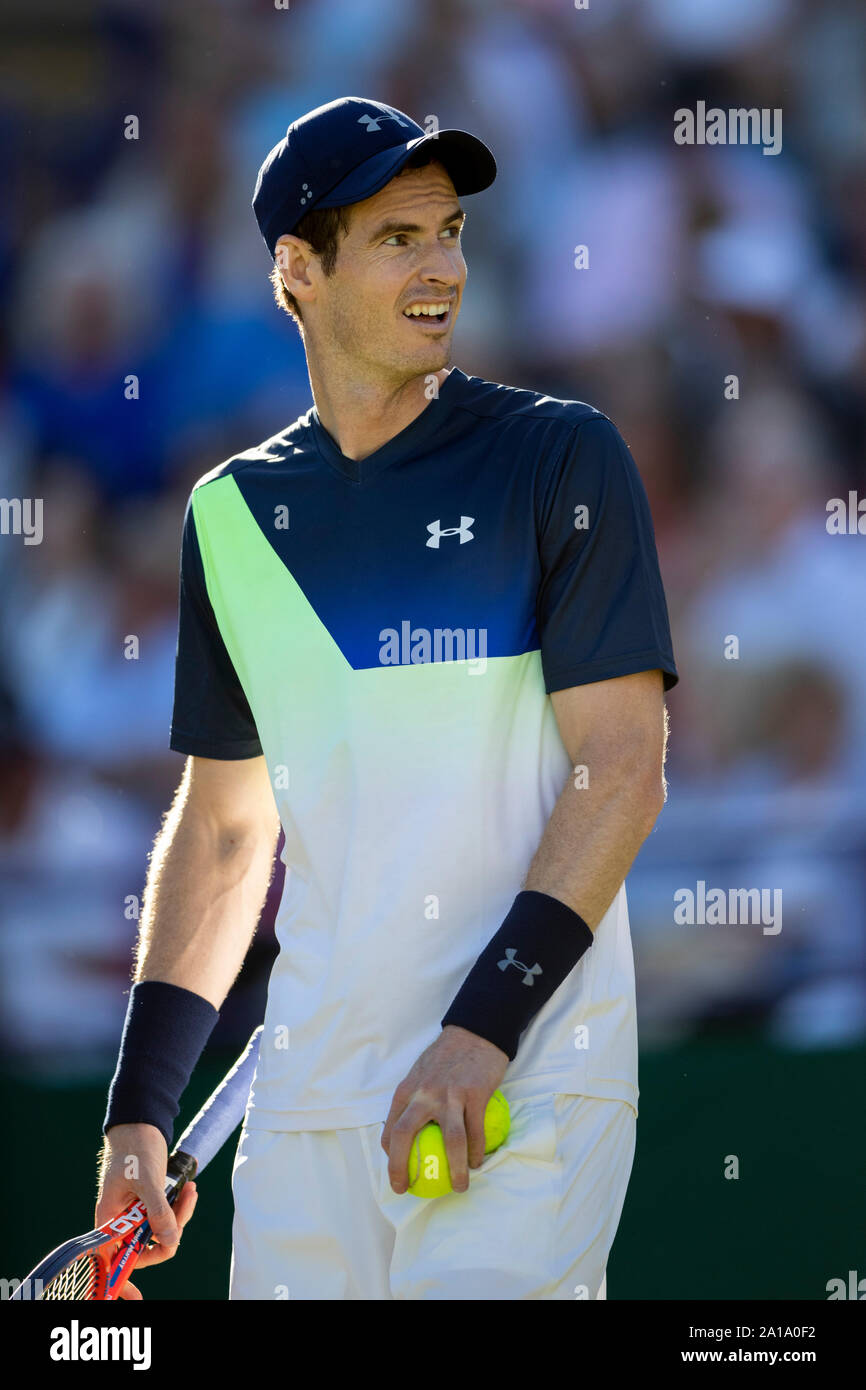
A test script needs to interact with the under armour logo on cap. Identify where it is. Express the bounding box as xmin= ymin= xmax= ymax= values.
xmin=498 ymin=948 xmax=543 ymax=986
xmin=358 ymin=111 xmax=410 ymax=133
xmin=426 ymin=516 xmax=475 ymax=548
